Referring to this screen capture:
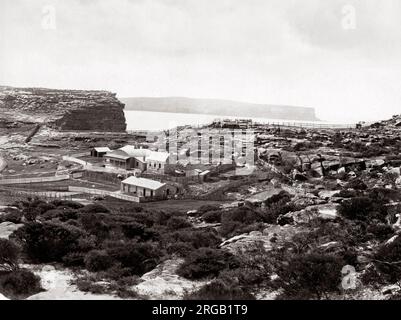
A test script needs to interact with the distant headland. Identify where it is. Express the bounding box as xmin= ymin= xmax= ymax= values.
xmin=120 ymin=97 xmax=319 ymax=122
